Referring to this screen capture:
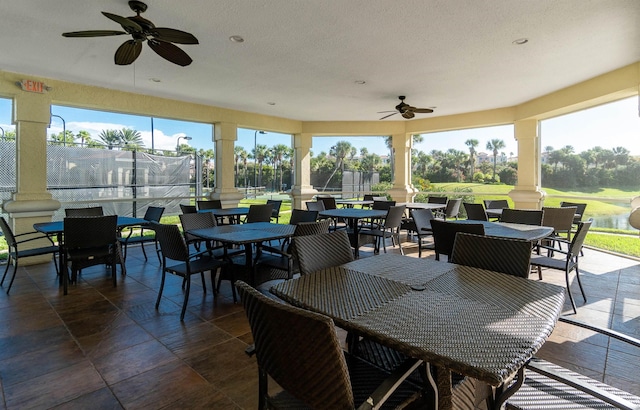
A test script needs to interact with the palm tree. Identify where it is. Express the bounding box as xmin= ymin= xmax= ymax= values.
xmin=486 ymin=139 xmax=506 ymax=181
xmin=465 ymin=139 xmax=479 ymax=179
xmin=119 ymin=128 xmax=144 ymax=150
xmin=253 ymin=144 xmax=269 ymax=187
xmin=446 ymin=149 xmax=468 ymax=182
xmin=273 ymin=144 xmax=290 ymax=191
xmin=234 ymin=146 xmax=247 ymax=186
xmin=612 ymin=146 xmax=630 ymax=167
xmin=98 ymin=129 xmax=121 ymax=149
xmin=322 ymin=141 xmax=353 ymax=191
